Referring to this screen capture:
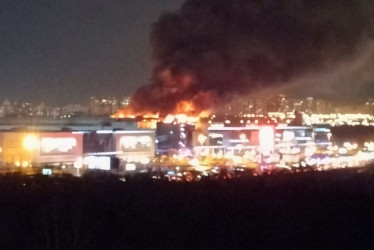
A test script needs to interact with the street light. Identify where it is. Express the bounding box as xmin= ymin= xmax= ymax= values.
xmin=23 ymin=135 xmax=39 ymax=151
xmin=198 ymin=134 xmax=207 ymax=146
xmin=21 ymin=134 xmax=39 ymax=168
